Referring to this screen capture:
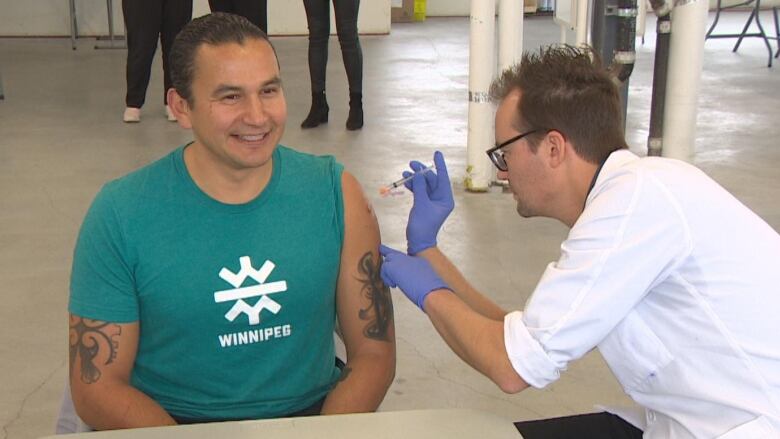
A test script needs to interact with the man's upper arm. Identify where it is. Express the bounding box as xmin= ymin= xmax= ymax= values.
xmin=335 ymin=171 xmax=395 ymax=358
xmin=68 ymin=187 xmax=143 ymax=412
xmin=69 ymin=315 xmax=138 ymax=403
